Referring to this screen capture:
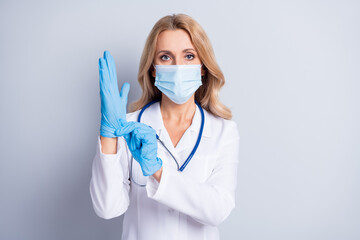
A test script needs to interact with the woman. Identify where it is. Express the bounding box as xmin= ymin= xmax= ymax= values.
xmin=90 ymin=13 xmax=240 ymax=240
